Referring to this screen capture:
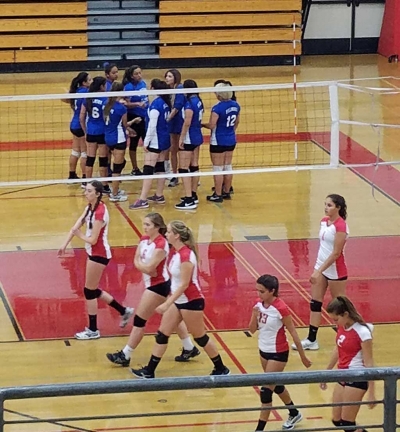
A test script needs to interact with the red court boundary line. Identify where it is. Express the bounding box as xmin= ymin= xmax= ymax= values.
xmin=114 ymin=203 xmax=142 ymax=239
